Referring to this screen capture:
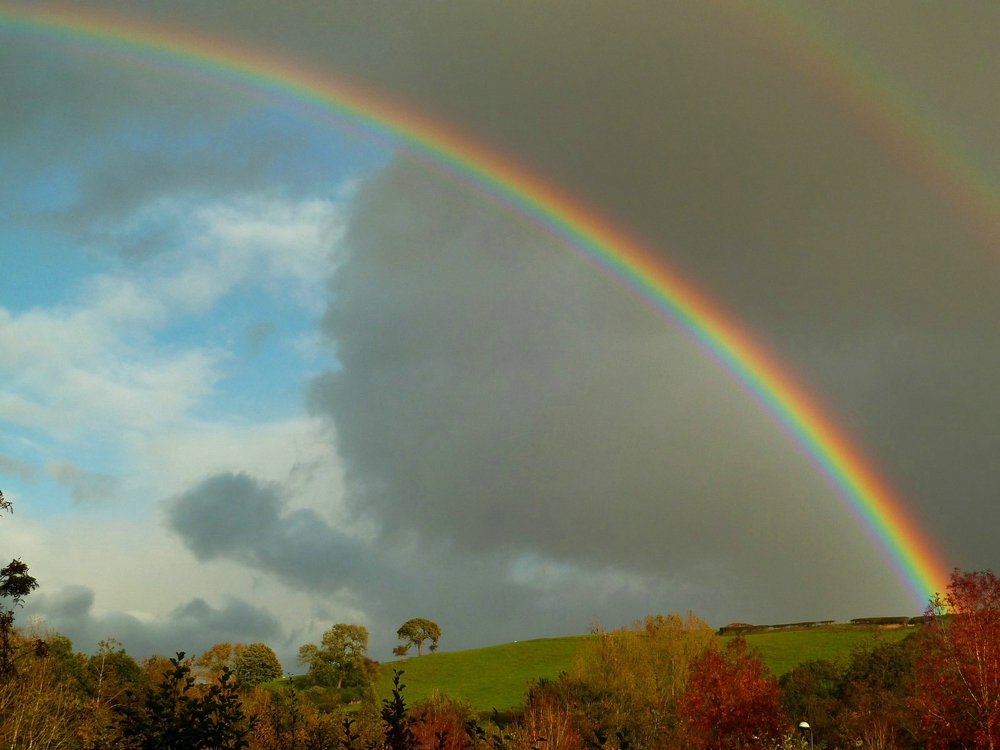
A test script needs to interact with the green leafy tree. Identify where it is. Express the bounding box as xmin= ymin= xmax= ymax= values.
xmin=88 ymin=637 xmax=144 ymax=708
xmin=298 ymin=623 xmax=371 ymax=689
xmin=117 ymin=651 xmax=250 ymax=749
xmin=381 ymin=669 xmax=416 ymax=750
xmin=234 ymin=642 xmax=283 ymax=687
xmin=396 ymin=618 xmax=441 ymax=657
xmin=0 ymin=489 xmax=38 ymax=679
